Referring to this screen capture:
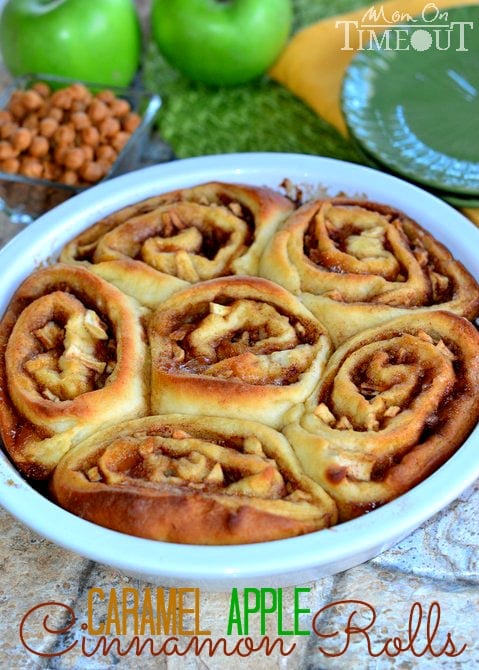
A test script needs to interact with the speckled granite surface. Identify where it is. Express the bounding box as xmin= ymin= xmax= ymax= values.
xmin=1 ymin=3 xmax=479 ymax=669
